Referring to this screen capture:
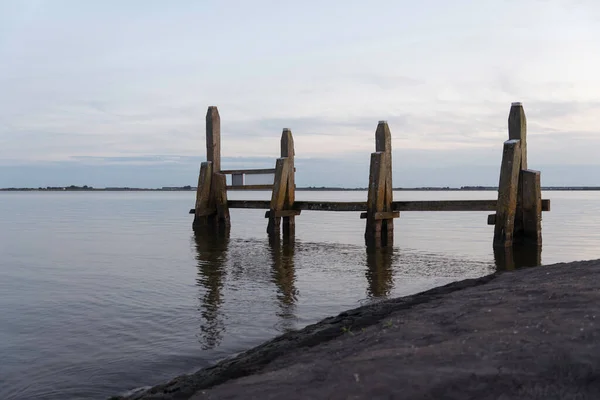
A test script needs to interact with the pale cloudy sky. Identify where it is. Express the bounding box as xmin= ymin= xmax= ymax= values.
xmin=1 ymin=0 xmax=599 ymax=187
